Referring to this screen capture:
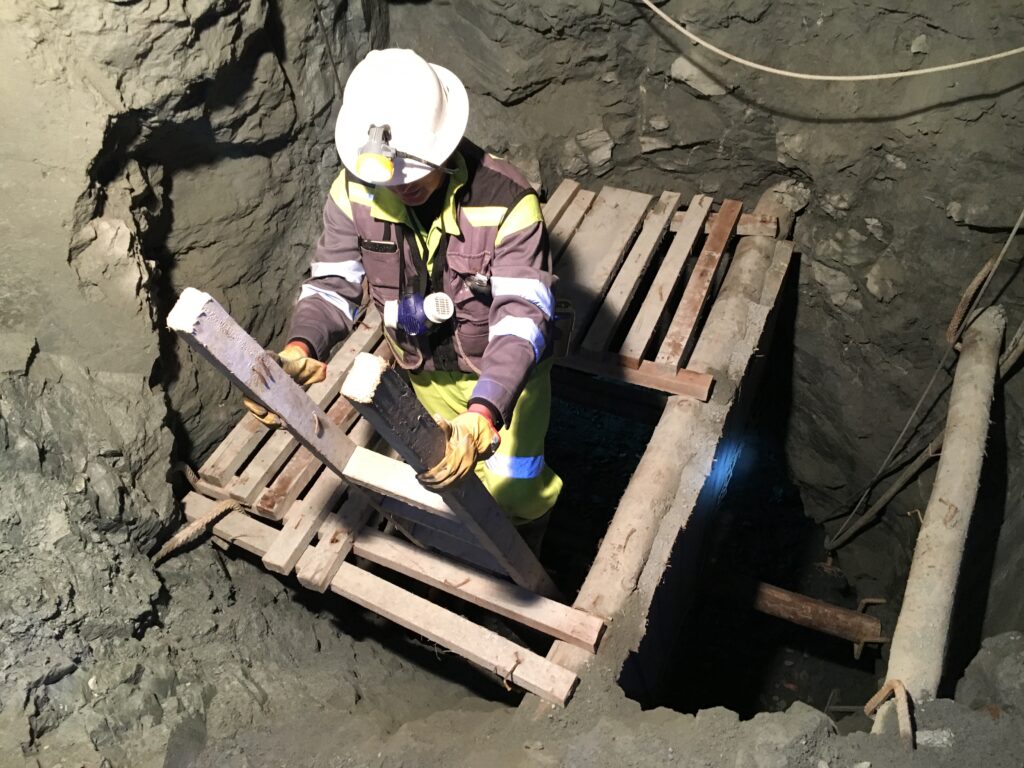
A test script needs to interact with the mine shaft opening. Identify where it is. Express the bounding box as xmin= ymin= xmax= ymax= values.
xmin=614 ymin=265 xmax=904 ymax=729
